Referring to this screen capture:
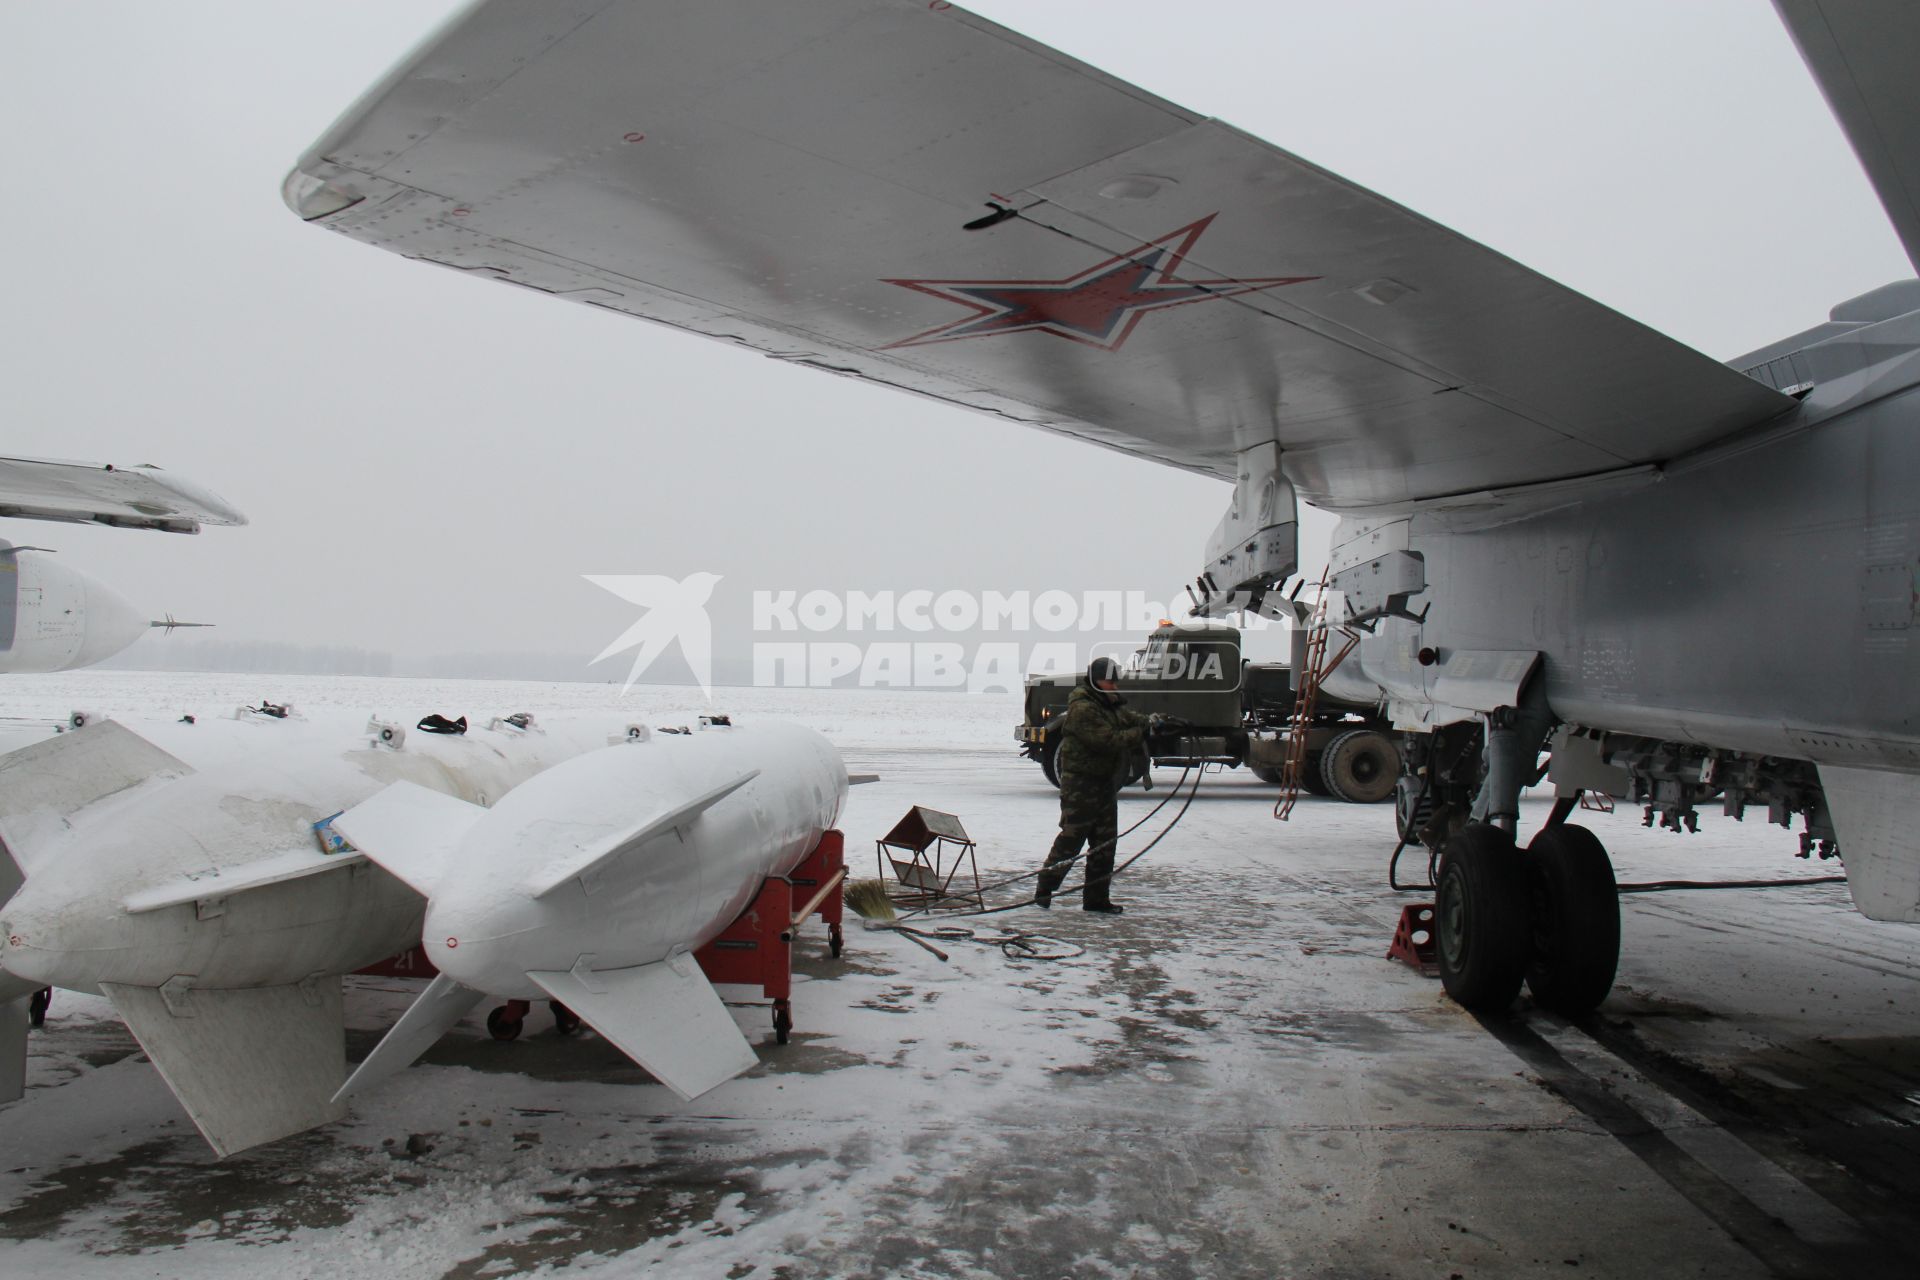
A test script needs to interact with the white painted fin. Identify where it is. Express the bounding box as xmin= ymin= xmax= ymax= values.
xmin=123 ymin=846 xmax=368 ymax=914
xmin=0 ymin=720 xmax=190 ymax=877
xmin=526 ymin=769 xmax=759 ymax=900
xmin=331 ymin=780 xmax=489 ymax=898
xmin=0 ymin=996 xmax=27 ymax=1104
xmin=526 ymin=955 xmax=757 ymax=1100
xmin=332 ymin=973 xmax=486 ymax=1103
xmin=848 ymin=773 xmax=881 ymax=785
xmin=103 ymin=980 xmax=346 ymax=1157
